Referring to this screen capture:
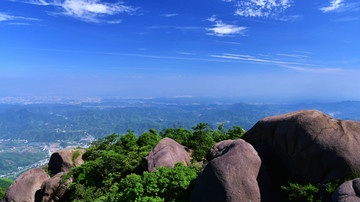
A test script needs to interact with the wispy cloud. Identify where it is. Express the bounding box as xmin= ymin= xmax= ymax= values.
xmin=0 ymin=12 xmax=39 ymax=24
xmin=282 ymin=65 xmax=345 ymax=73
xmin=13 ymin=0 xmax=137 ymax=23
xmin=277 ymin=14 xmax=303 ymax=22
xmin=210 ymin=53 xmax=315 ymax=67
xmin=210 ymin=53 xmax=350 ymax=74
xmin=176 ymin=51 xmax=192 ymax=55
xmin=223 ymin=0 xmax=293 ymax=18
xmin=206 ymin=16 xmax=247 ymax=37
xmin=276 ymin=53 xmax=310 ymax=58
xmin=162 ymin=13 xmax=178 ymax=17
xmin=320 ymin=0 xmax=344 ymax=12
